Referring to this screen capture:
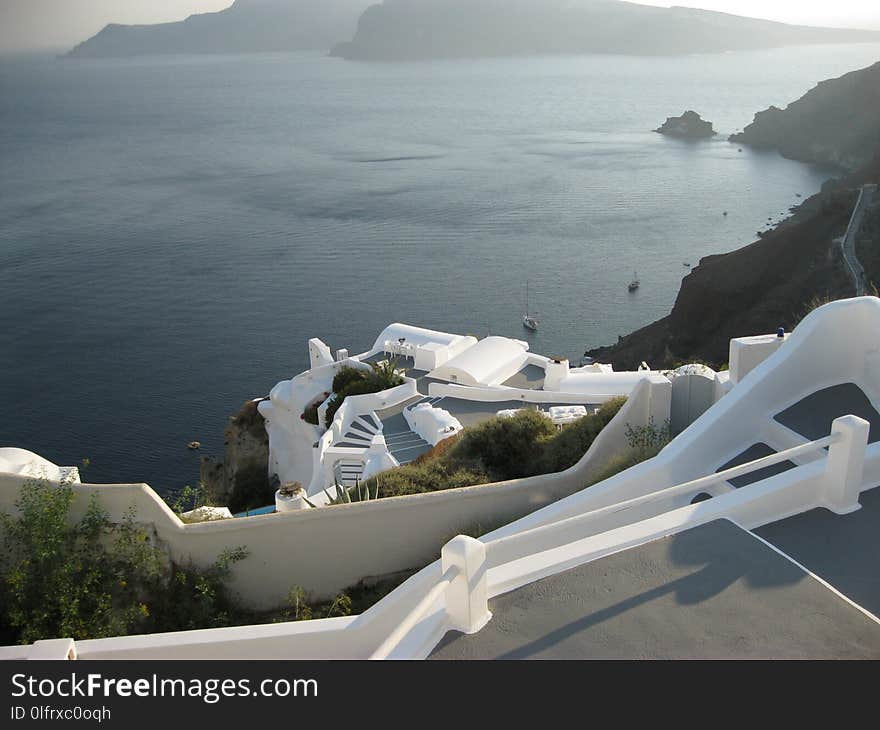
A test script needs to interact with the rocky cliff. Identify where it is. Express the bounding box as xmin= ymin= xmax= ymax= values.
xmin=200 ymin=398 xmax=274 ymax=514
xmin=585 ymin=160 xmax=880 ymax=370
xmin=730 ymin=61 xmax=880 ymax=171
xmin=331 ymin=0 xmax=880 ymax=61
xmin=66 ymin=0 xmax=370 ymax=58
xmin=586 ymin=61 xmax=880 ymax=370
